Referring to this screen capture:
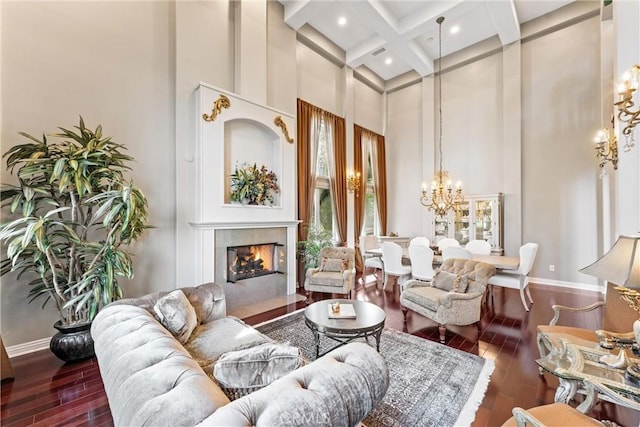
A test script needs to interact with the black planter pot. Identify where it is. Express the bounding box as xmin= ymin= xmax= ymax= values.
xmin=50 ymin=321 xmax=95 ymax=363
